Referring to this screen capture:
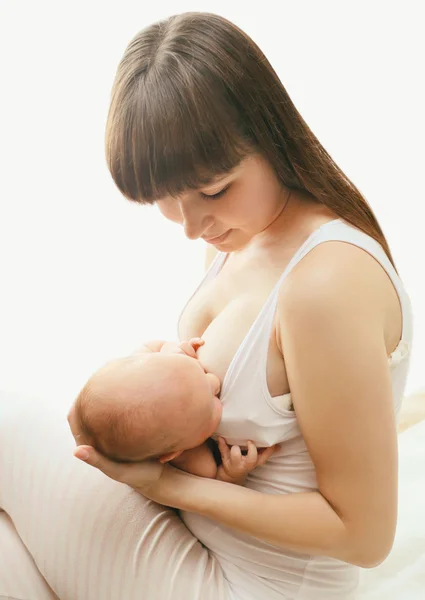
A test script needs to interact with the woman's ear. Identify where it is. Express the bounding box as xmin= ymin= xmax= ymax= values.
xmin=158 ymin=450 xmax=183 ymax=463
